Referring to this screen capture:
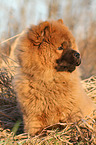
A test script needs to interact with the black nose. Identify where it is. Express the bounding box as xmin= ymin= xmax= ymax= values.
xmin=74 ymin=52 xmax=80 ymax=59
